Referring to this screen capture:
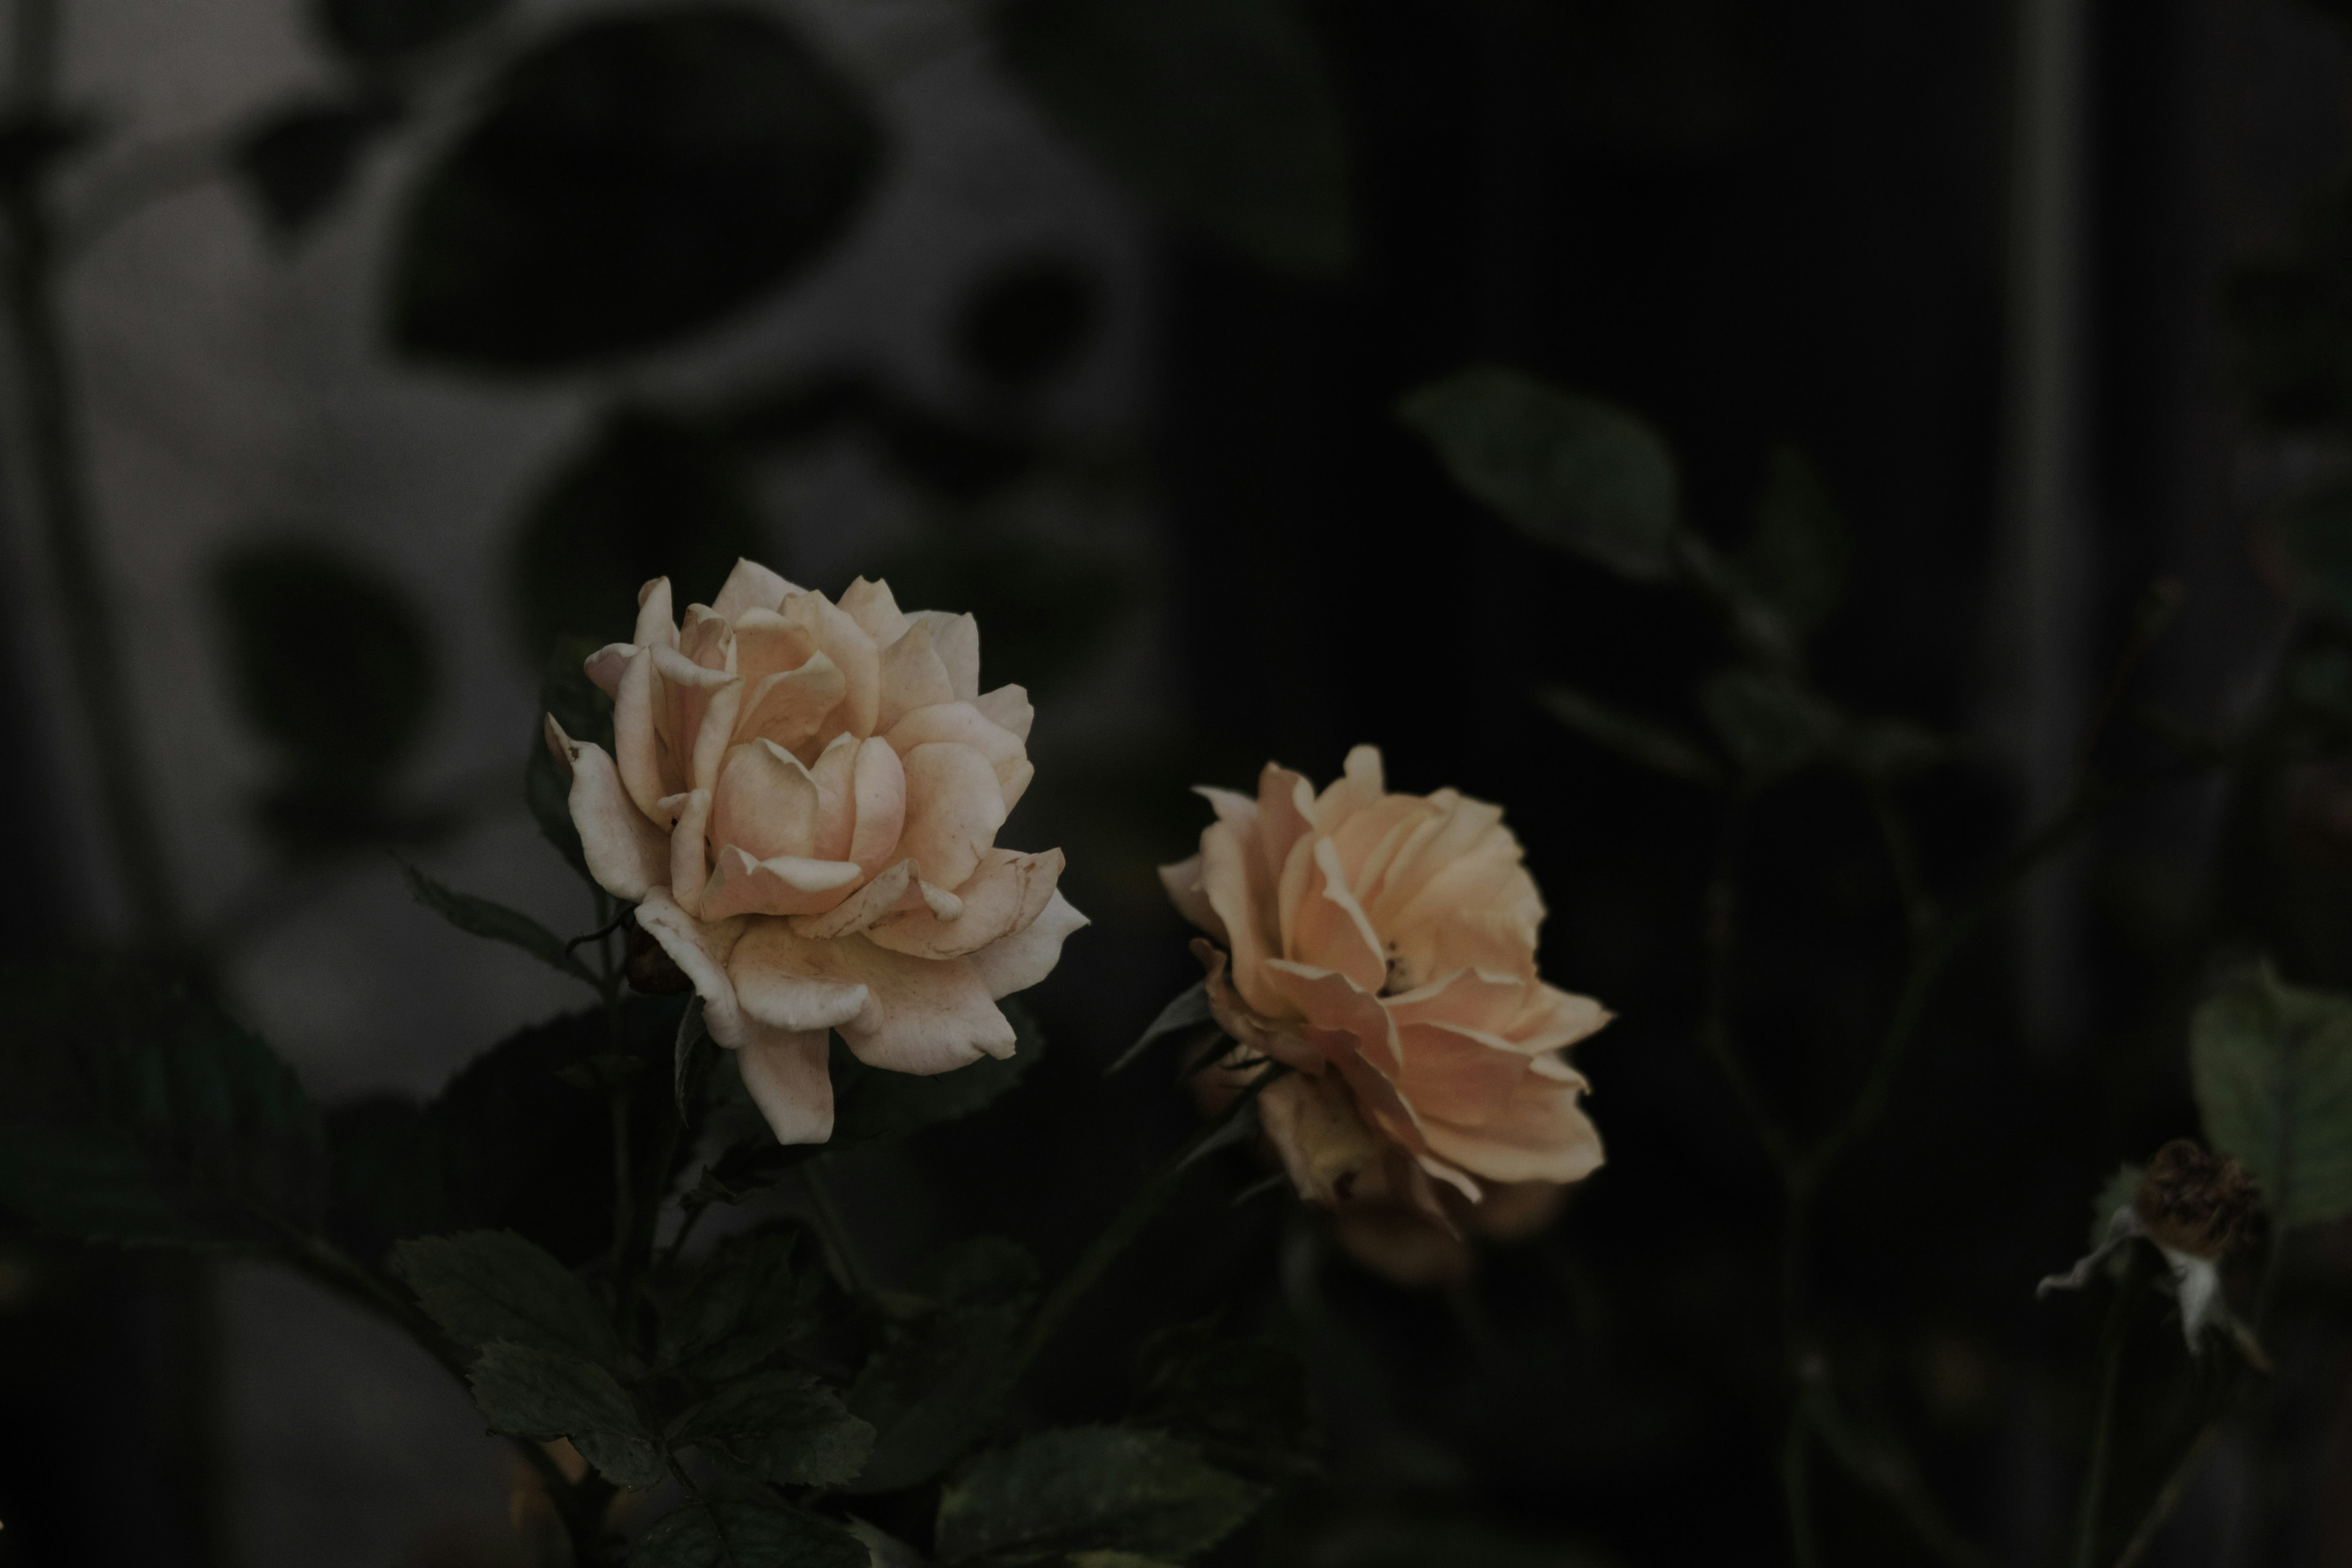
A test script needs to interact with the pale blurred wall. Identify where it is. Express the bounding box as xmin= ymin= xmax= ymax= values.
xmin=17 ymin=1 xmax=1148 ymax=1560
